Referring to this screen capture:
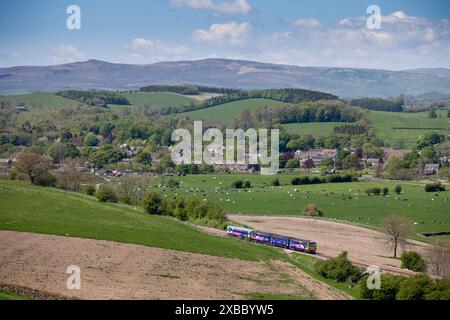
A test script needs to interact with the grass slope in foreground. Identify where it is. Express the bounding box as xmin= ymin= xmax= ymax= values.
xmin=0 ymin=181 xmax=283 ymax=261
